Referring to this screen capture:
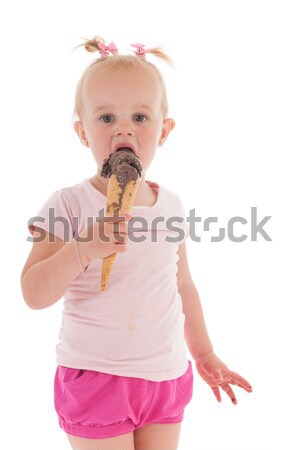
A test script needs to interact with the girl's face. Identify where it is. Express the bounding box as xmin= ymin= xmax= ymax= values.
xmin=74 ymin=66 xmax=175 ymax=178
